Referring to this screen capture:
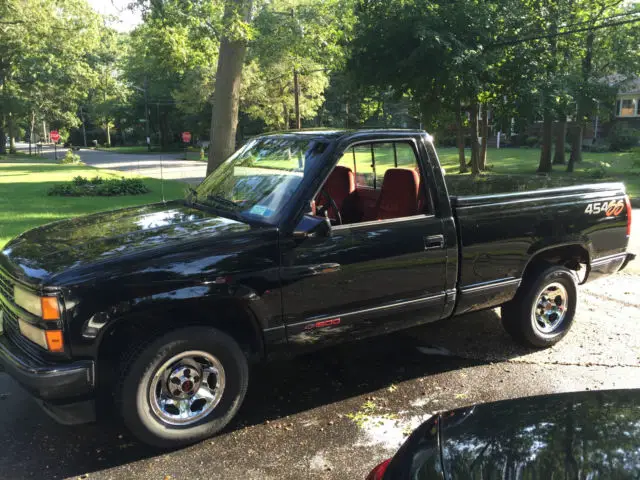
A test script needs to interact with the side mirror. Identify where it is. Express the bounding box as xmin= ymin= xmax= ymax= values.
xmin=293 ymin=215 xmax=332 ymax=241
xmin=315 ymin=216 xmax=332 ymax=238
